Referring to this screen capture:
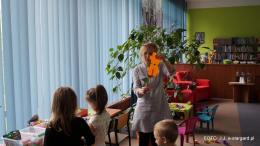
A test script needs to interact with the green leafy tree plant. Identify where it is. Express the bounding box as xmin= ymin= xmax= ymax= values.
xmin=106 ymin=22 xmax=206 ymax=121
